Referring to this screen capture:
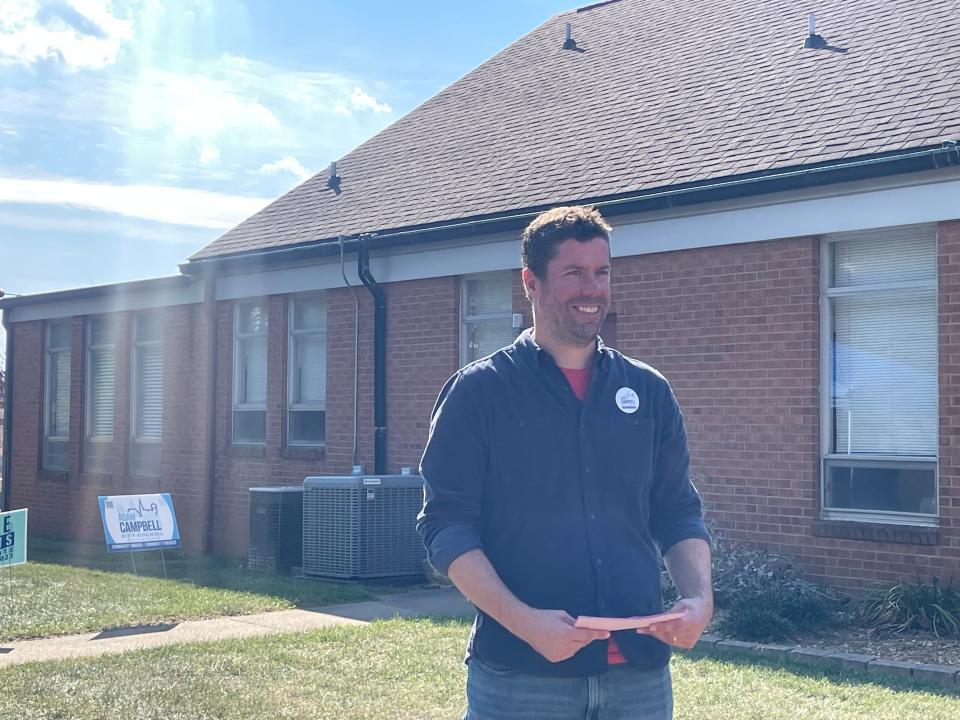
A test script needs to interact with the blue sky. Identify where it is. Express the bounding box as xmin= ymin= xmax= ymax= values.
xmin=0 ymin=0 xmax=576 ymax=315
